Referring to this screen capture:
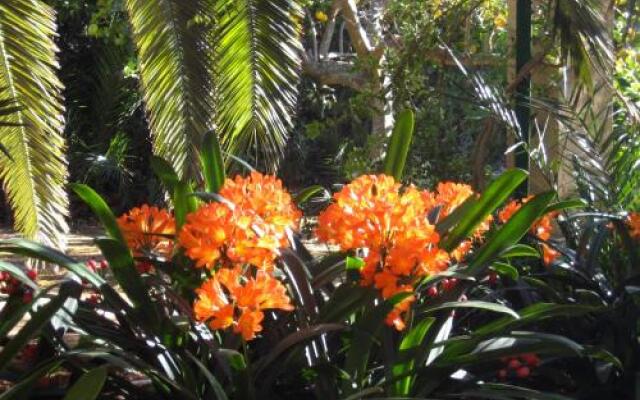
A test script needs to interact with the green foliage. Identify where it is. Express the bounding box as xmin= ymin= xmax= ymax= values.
xmin=1 ymin=163 xmax=628 ymax=399
xmin=125 ymin=0 xmax=214 ymax=180
xmin=382 ymin=109 xmax=415 ymax=181
xmin=0 ymin=0 xmax=69 ymax=248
